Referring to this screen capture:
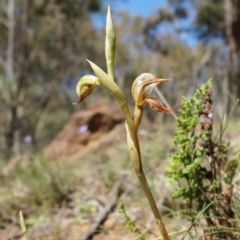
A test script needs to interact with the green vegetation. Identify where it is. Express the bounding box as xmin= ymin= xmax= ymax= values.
xmin=0 ymin=116 xmax=239 ymax=238
xmin=167 ymin=80 xmax=240 ymax=239
xmin=0 ymin=158 xmax=73 ymax=229
xmin=118 ymin=200 xmax=149 ymax=240
xmin=0 ymin=1 xmax=240 ymax=239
